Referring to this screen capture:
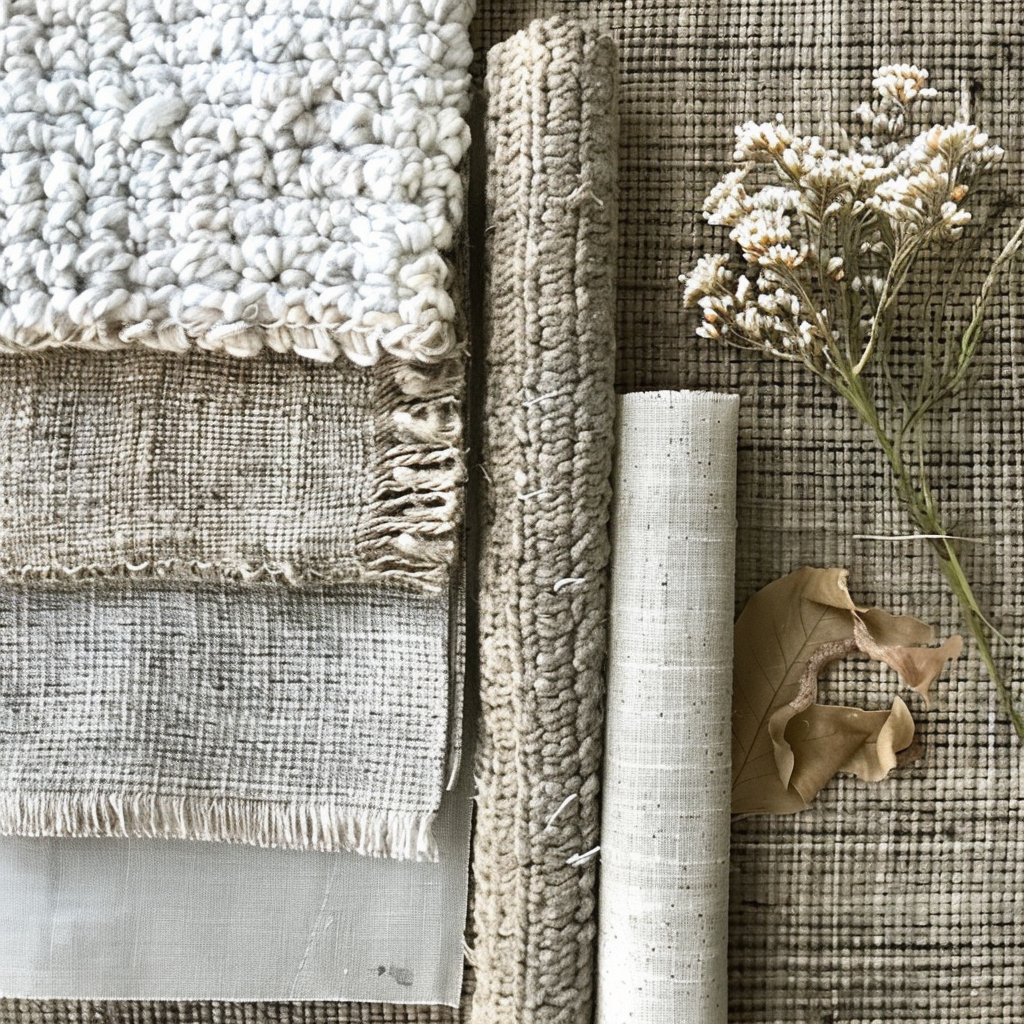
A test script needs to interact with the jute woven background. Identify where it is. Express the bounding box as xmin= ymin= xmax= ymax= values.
xmin=6 ymin=2 xmax=1024 ymax=1022
xmin=478 ymin=3 xmax=1024 ymax=1022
